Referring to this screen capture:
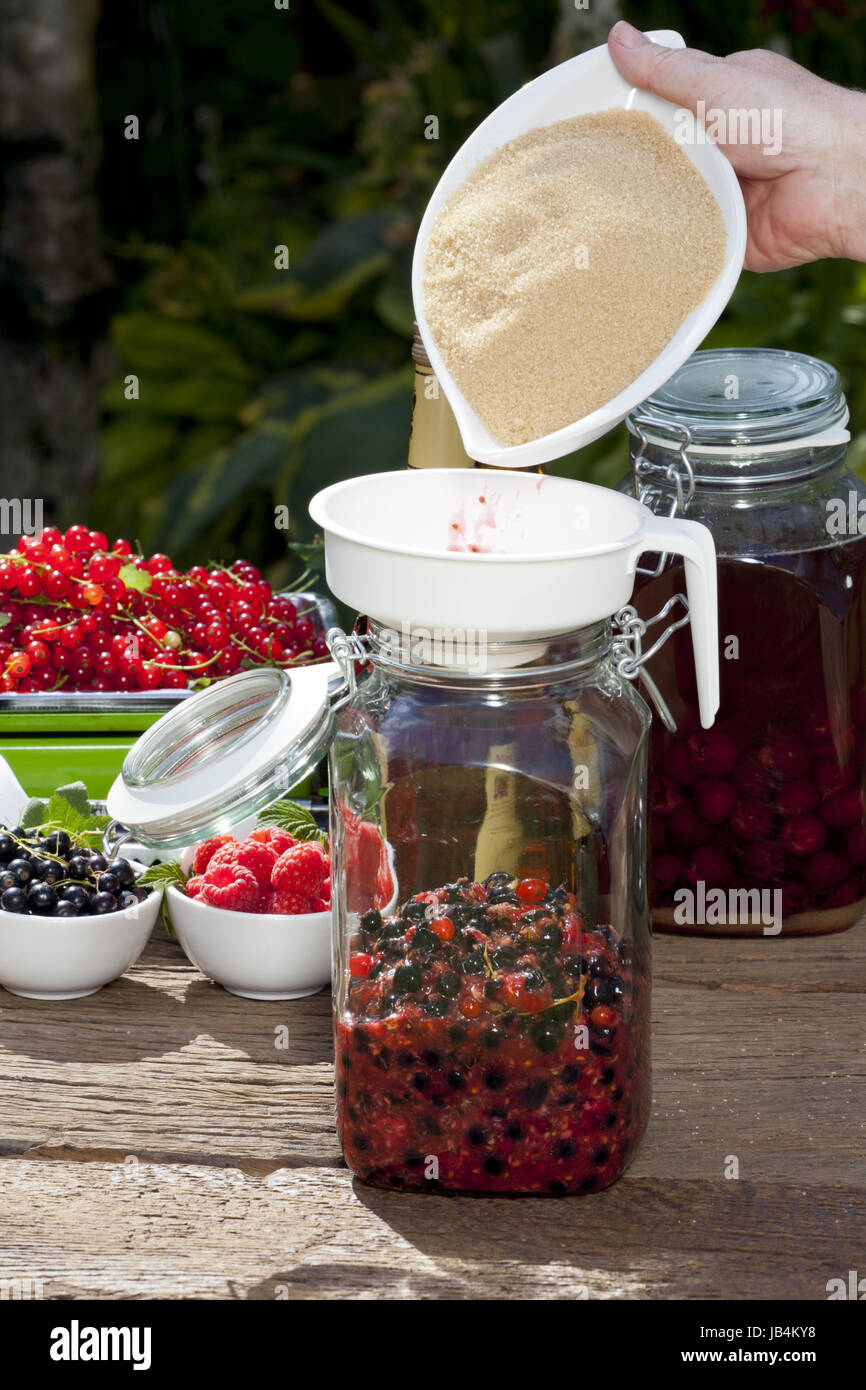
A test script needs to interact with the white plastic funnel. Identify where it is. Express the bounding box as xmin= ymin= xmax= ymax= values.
xmin=309 ymin=469 xmax=719 ymax=727
xmin=412 ymin=30 xmax=747 ymax=469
